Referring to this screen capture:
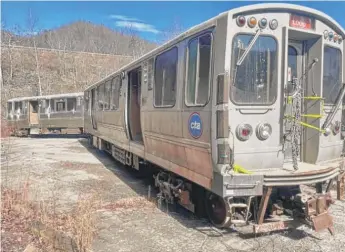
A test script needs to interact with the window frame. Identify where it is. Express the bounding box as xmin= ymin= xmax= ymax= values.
xmin=184 ymin=31 xmax=214 ymax=108
xmin=322 ymin=45 xmax=343 ymax=105
xmin=153 ymin=46 xmax=179 ymax=108
xmin=229 ymin=32 xmax=279 ymax=106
